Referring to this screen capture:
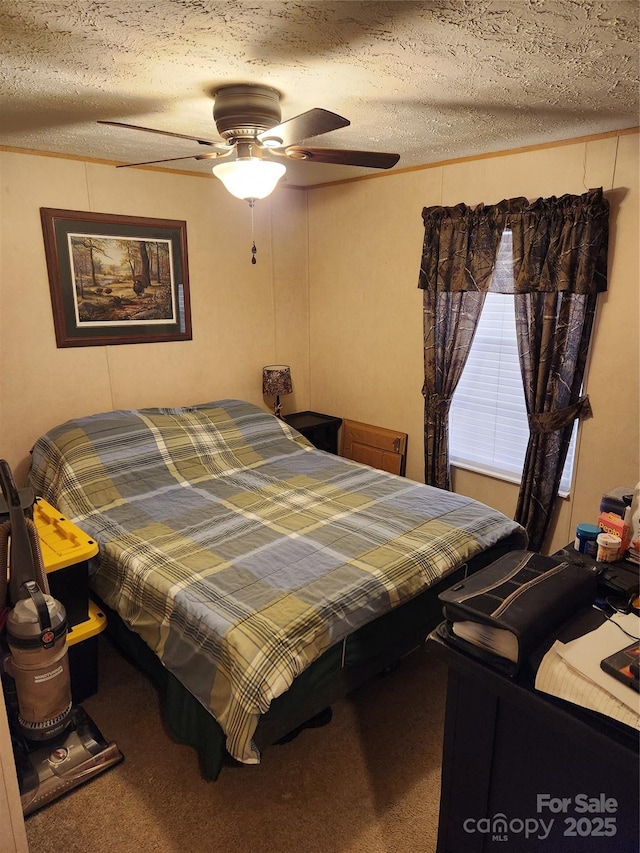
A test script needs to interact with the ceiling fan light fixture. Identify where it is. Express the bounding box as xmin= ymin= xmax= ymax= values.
xmin=212 ymin=158 xmax=286 ymax=201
